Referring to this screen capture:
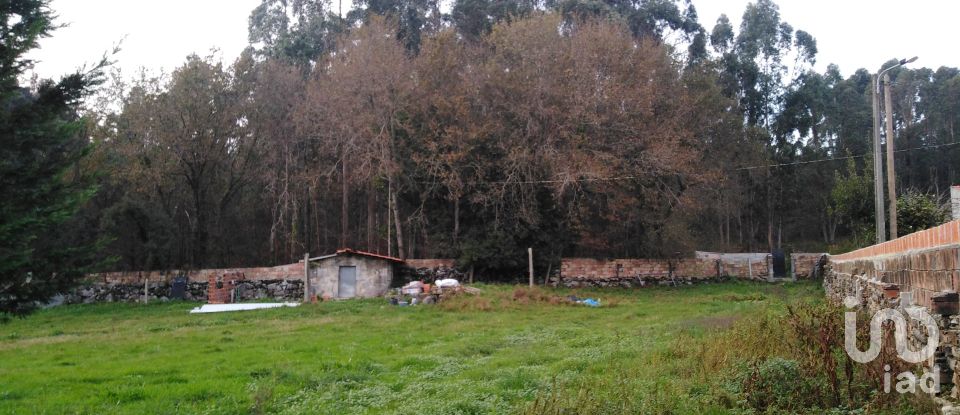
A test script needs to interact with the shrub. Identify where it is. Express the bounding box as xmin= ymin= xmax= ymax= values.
xmin=729 ymin=357 xmax=821 ymax=412
xmin=897 ymin=190 xmax=949 ymax=235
